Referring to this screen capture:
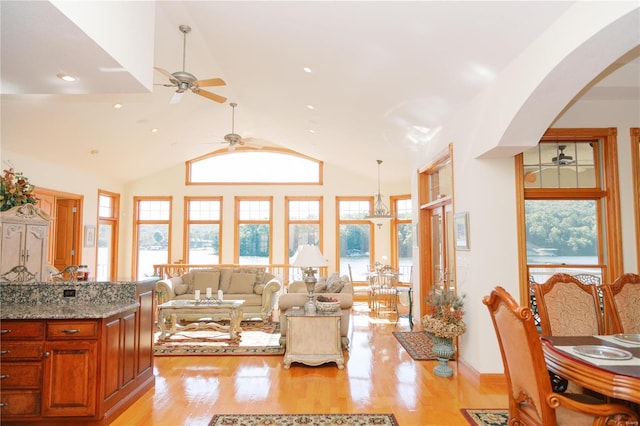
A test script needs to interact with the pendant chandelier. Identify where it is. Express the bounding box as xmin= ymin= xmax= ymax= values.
xmin=364 ymin=160 xmax=394 ymax=227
